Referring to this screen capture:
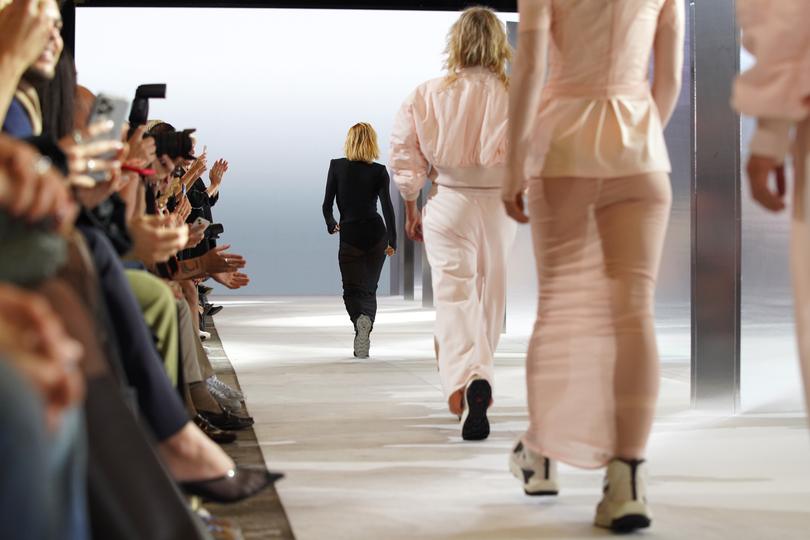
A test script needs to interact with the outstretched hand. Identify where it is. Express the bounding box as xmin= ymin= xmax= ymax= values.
xmin=213 ymin=271 xmax=250 ymax=290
